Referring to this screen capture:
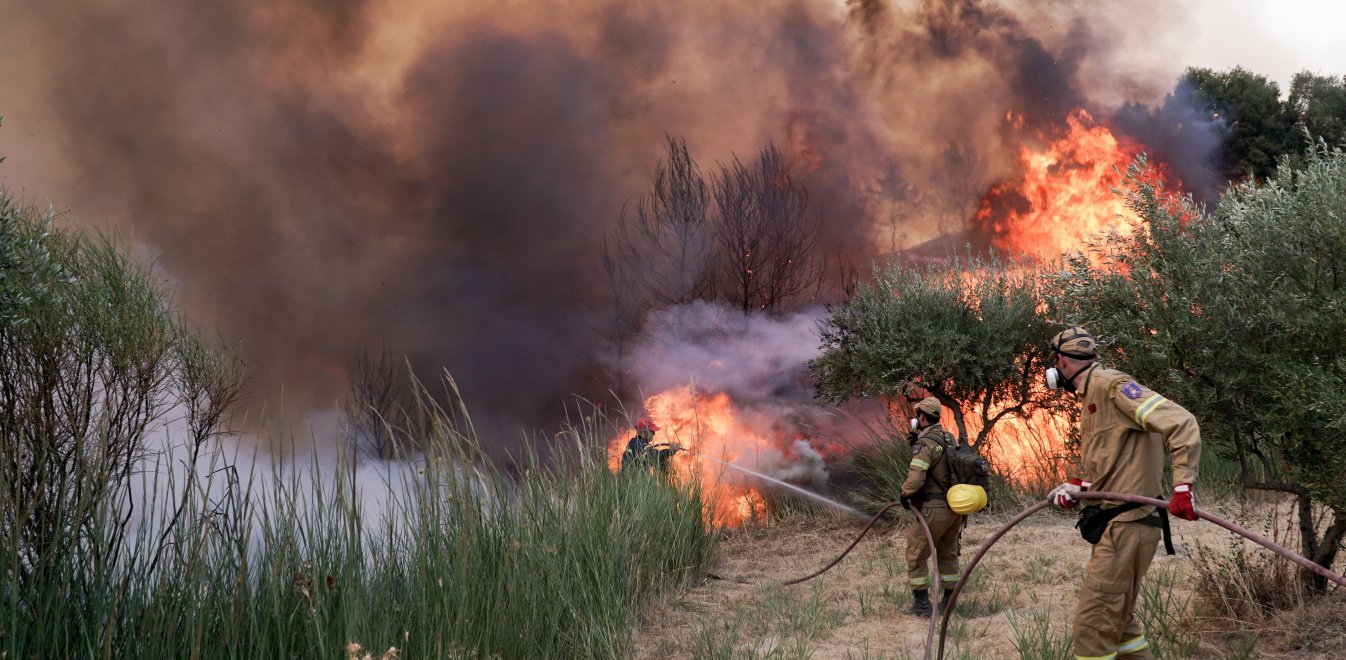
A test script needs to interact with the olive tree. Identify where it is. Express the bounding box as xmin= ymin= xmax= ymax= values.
xmin=810 ymin=254 xmax=1059 ymax=447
